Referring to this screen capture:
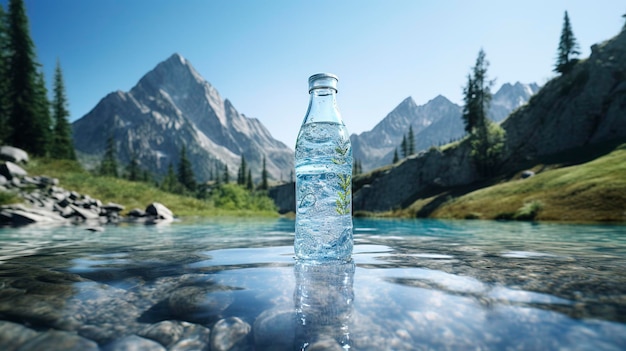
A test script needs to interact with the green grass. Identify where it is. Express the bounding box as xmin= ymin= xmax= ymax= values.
xmin=0 ymin=190 xmax=20 ymax=206
xmin=24 ymin=158 xmax=277 ymax=217
xmin=416 ymin=143 xmax=626 ymax=222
